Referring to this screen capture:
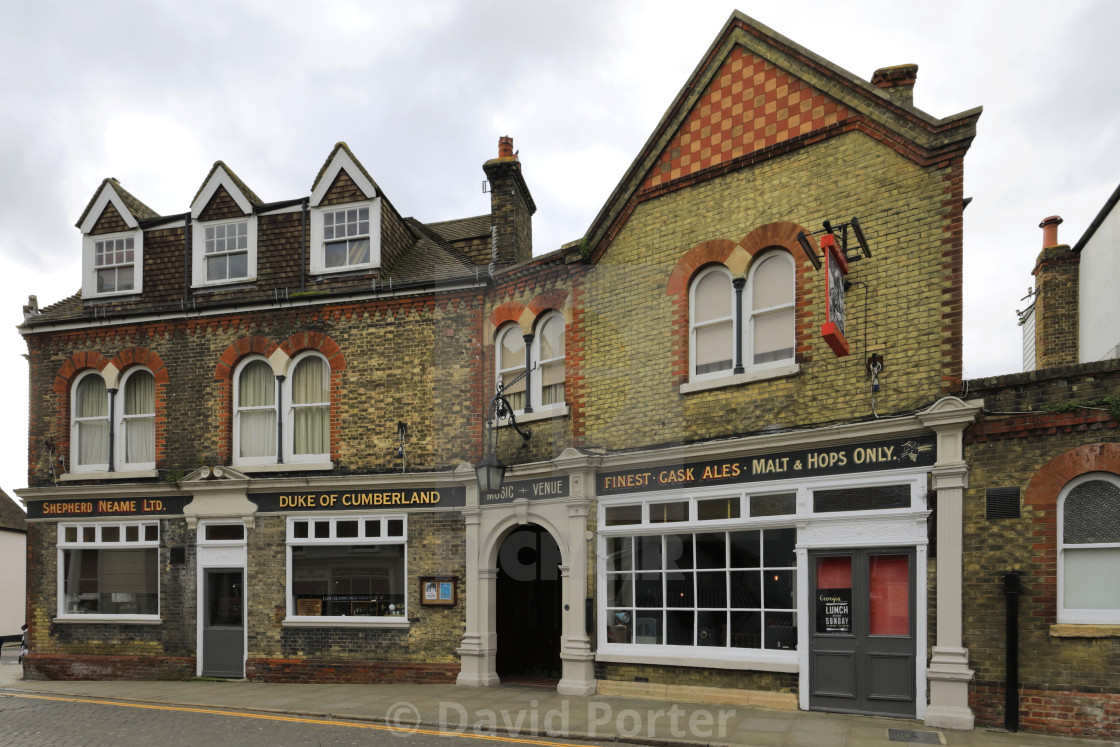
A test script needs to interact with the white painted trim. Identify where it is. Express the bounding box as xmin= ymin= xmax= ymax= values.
xmin=190 ymin=166 xmax=255 ymax=219
xmin=594 ymin=651 xmax=798 ymax=672
xmin=191 ymin=214 xmax=258 ymax=288
xmin=82 ymin=228 xmax=144 ymax=298
xmin=680 ymin=363 xmax=799 ymax=393
xmin=60 ymin=469 xmax=159 ymax=482
xmin=497 ymin=405 xmax=568 ymax=426
xmin=117 ymin=366 xmax=156 ymax=472
xmin=53 ymin=616 xmax=161 ymax=624
xmin=195 ymin=526 xmax=248 ymax=678
xmin=283 ymin=351 xmax=331 ymax=465
xmin=310 ymin=149 xmax=377 ymax=207
xmin=309 ymin=196 xmax=381 ymax=275
xmin=79 ymin=183 xmax=140 ymax=233
xmin=1057 ymin=472 xmax=1120 ymax=624
xmin=239 ymin=462 xmax=334 ymax=473
xmin=282 ymin=618 xmax=411 ymax=629
xmin=232 ymin=355 xmax=279 ymax=468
